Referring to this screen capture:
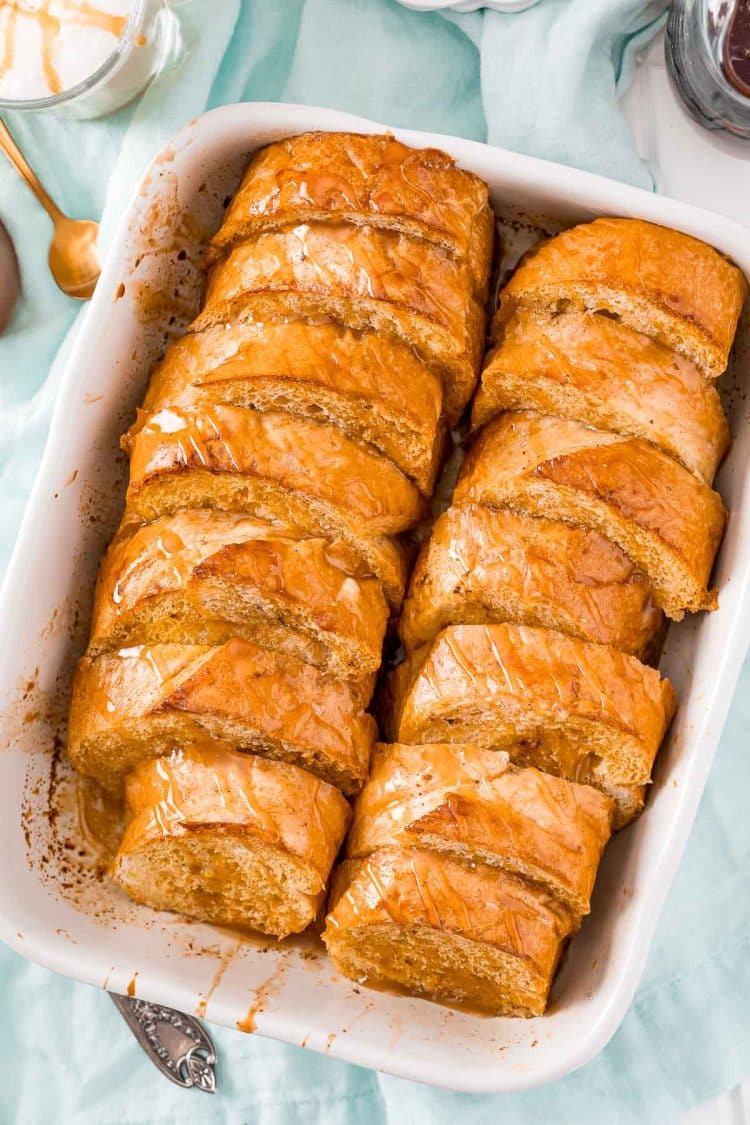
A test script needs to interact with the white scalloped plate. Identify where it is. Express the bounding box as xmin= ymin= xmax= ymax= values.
xmin=0 ymin=102 xmax=748 ymax=1093
xmin=395 ymin=1 xmax=540 ymax=12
